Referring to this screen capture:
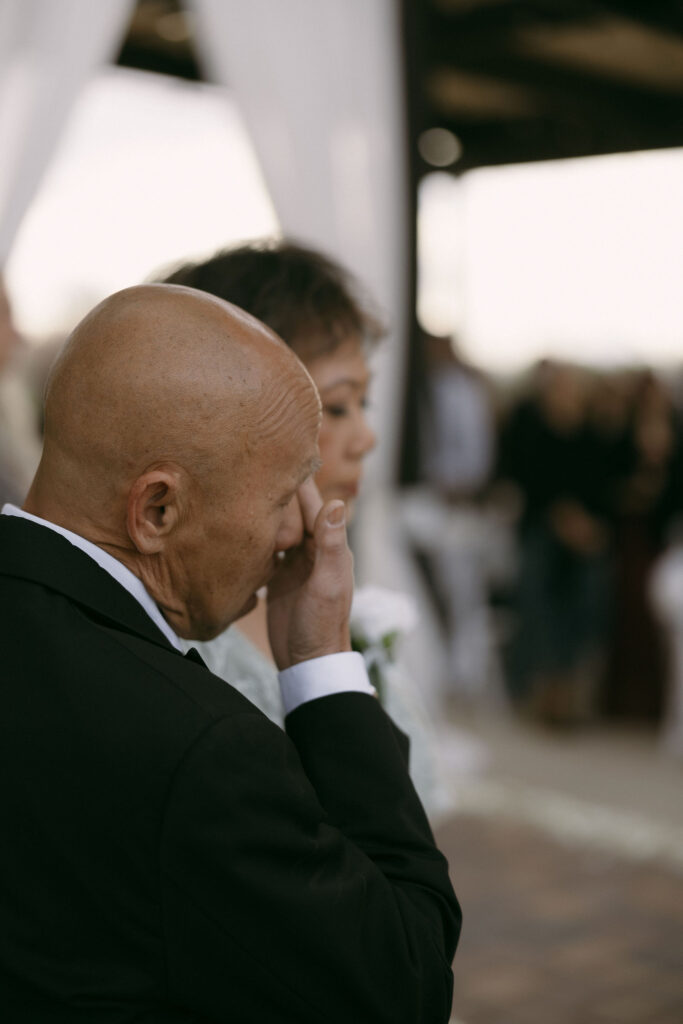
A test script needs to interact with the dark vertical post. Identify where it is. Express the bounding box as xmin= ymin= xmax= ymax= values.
xmin=398 ymin=0 xmax=428 ymax=486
